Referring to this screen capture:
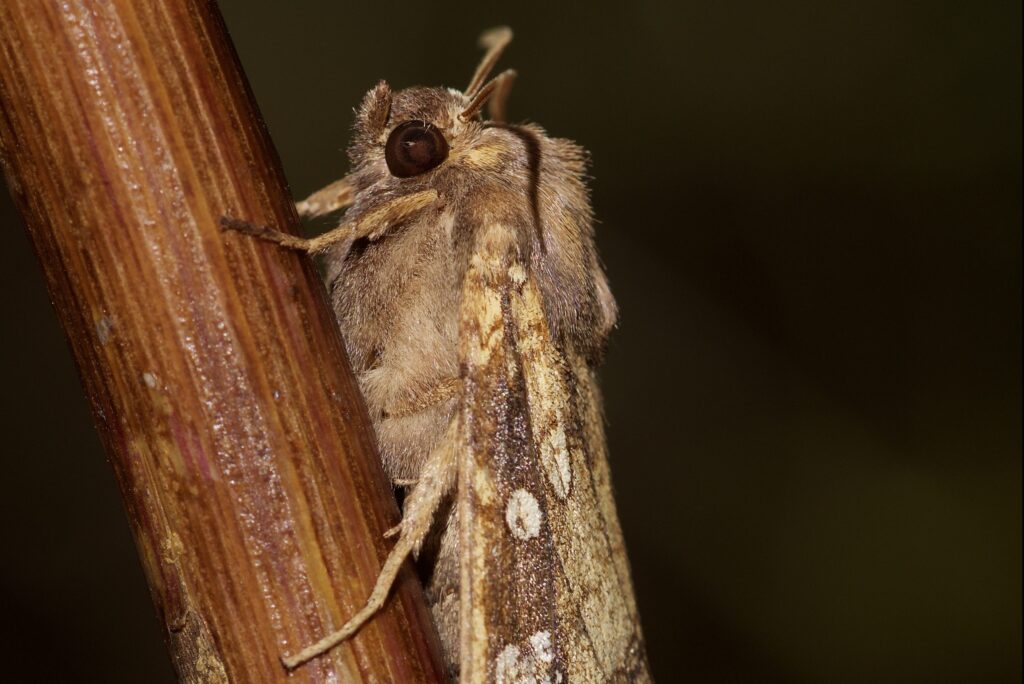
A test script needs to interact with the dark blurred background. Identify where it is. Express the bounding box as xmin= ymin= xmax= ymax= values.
xmin=1 ymin=1 xmax=1019 ymax=681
